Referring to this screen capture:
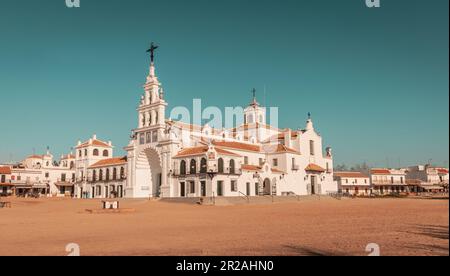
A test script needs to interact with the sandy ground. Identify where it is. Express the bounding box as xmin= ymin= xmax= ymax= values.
xmin=0 ymin=197 xmax=448 ymax=256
